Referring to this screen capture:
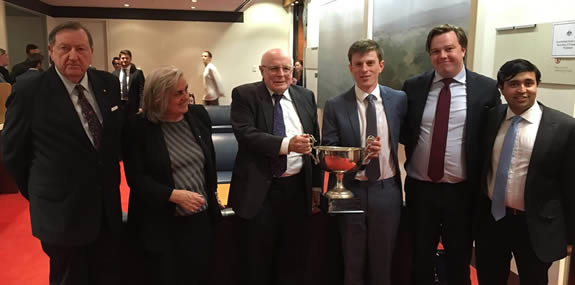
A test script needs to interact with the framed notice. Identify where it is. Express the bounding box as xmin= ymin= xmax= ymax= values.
xmin=552 ymin=21 xmax=575 ymax=57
